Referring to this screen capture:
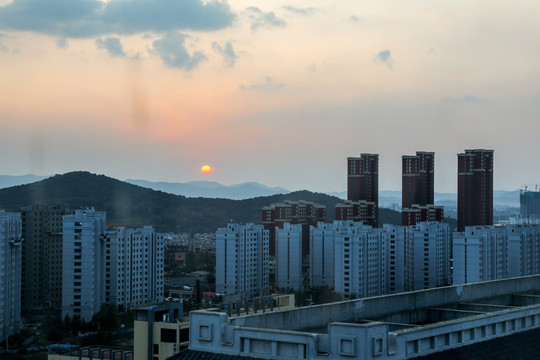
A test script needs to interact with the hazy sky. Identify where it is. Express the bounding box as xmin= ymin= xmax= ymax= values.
xmin=1 ymin=0 xmax=539 ymax=193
